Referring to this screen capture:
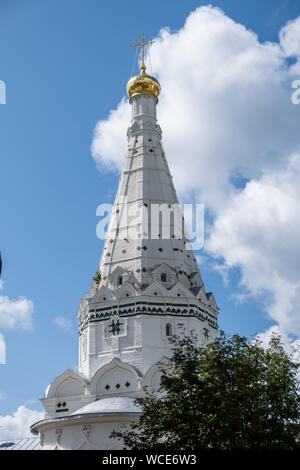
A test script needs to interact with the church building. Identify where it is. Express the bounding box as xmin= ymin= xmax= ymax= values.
xmin=31 ymin=37 xmax=218 ymax=450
